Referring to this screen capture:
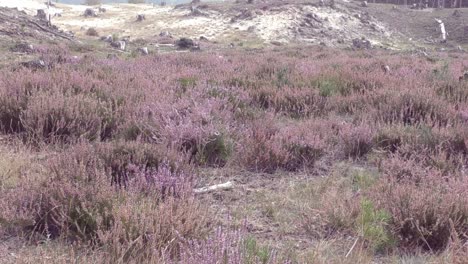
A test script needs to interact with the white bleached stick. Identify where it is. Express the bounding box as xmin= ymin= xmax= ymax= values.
xmin=194 ymin=181 xmax=234 ymax=194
